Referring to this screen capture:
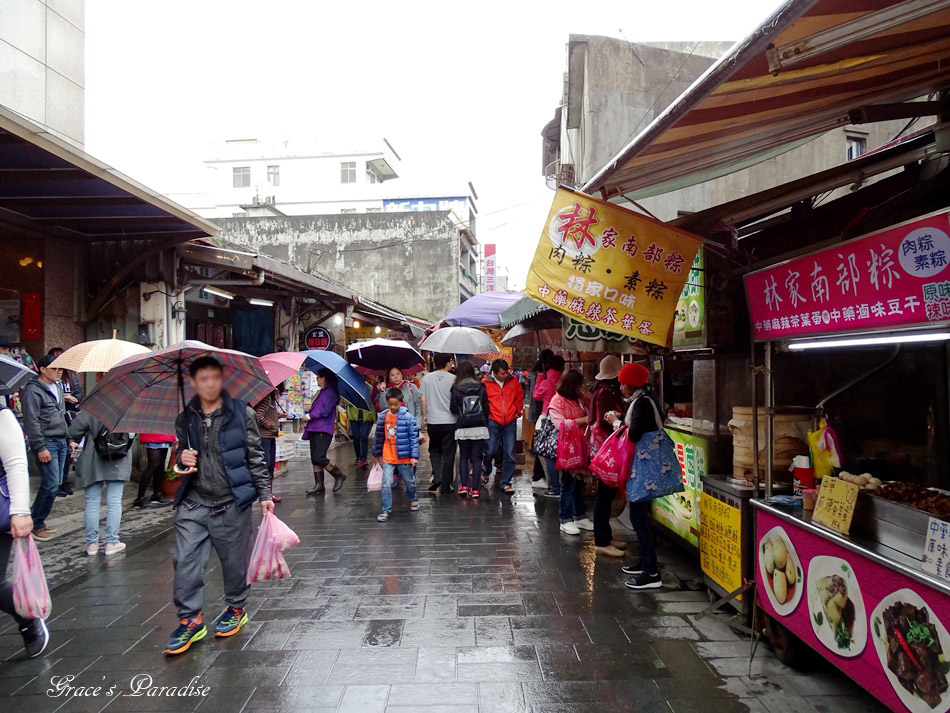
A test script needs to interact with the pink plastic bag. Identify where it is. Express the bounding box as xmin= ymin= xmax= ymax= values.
xmin=590 ymin=426 xmax=635 ymax=489
xmin=556 ymin=420 xmax=587 ymax=471
xmin=246 ymin=512 xmax=299 ymax=584
xmin=367 ymin=462 xmax=383 ymax=492
xmin=12 ymin=535 xmax=52 ymax=620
